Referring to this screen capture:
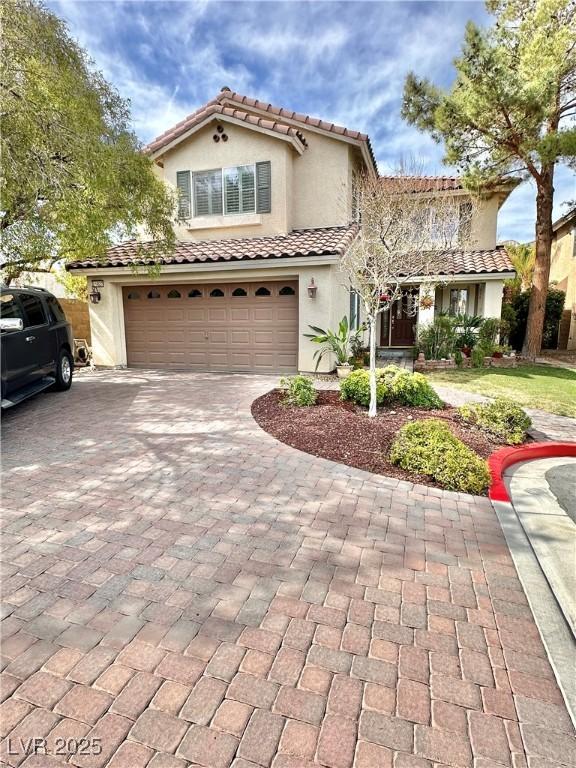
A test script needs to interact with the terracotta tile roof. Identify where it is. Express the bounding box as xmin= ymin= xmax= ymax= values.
xmin=67 ymin=226 xmax=359 ymax=269
xmin=146 ymin=102 xmax=308 ymax=154
xmin=68 ymin=228 xmax=513 ymax=276
xmin=145 ymin=87 xmax=376 ymax=170
xmin=438 ymin=246 xmax=514 ymax=275
xmin=380 ymin=176 xmax=464 ymax=193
